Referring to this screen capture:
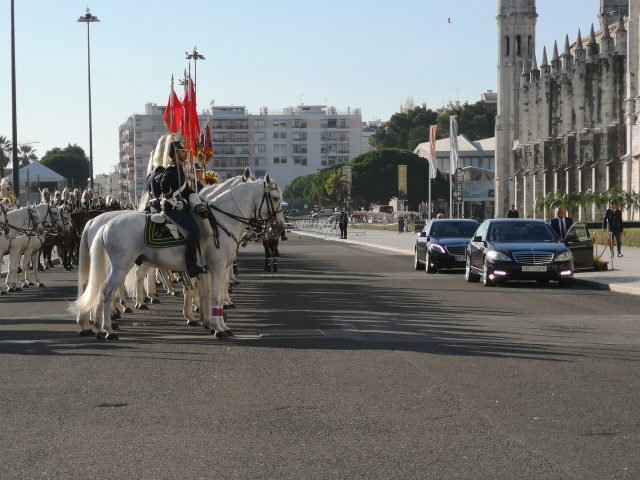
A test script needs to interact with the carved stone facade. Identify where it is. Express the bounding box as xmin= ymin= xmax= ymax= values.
xmin=495 ymin=0 xmax=639 ymax=220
